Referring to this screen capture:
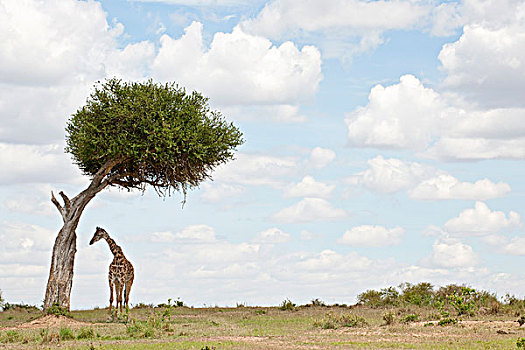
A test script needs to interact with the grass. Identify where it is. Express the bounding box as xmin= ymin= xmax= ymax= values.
xmin=1 ymin=303 xmax=524 ymax=349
